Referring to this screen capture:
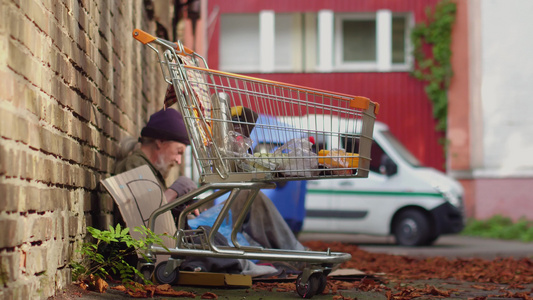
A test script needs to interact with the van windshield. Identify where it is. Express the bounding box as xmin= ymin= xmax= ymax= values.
xmin=381 ymin=130 xmax=422 ymax=167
